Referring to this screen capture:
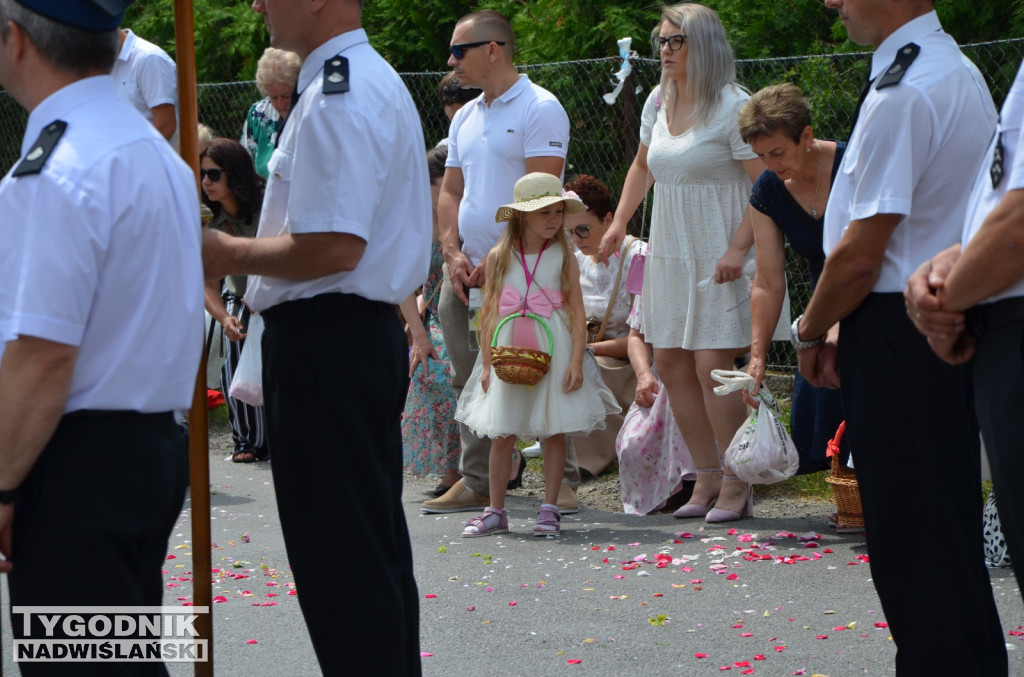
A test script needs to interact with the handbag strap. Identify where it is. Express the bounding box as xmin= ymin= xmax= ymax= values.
xmin=593 ymin=236 xmax=635 ymax=343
